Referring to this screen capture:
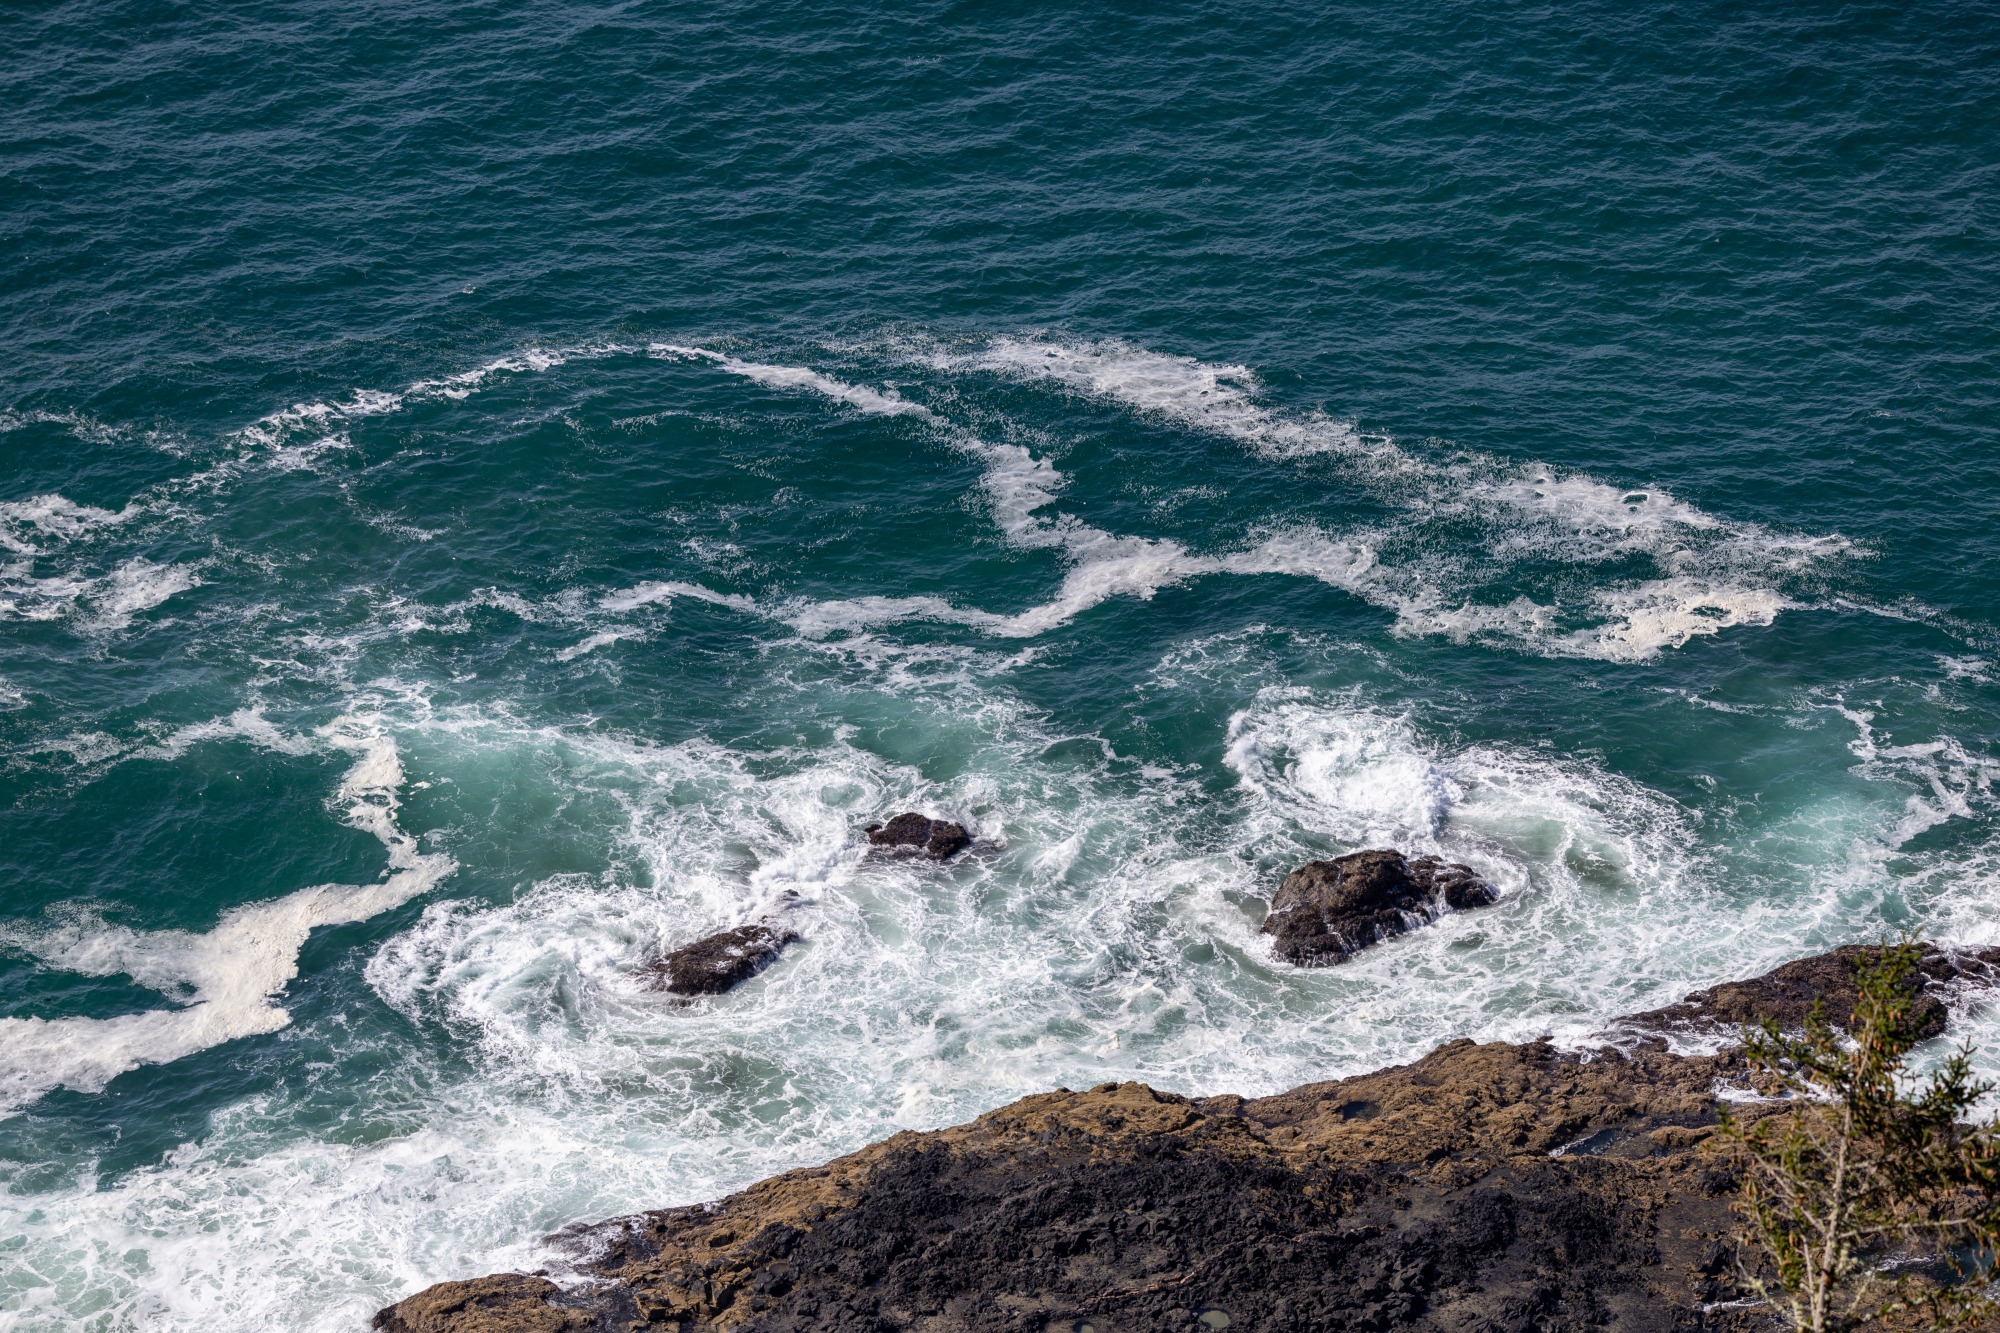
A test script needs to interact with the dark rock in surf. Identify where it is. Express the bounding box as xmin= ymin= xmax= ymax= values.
xmin=1262 ymin=848 xmax=1496 ymax=966
xmin=647 ymin=921 xmax=799 ymax=996
xmin=1617 ymin=942 xmax=2000 ymax=1043
xmin=864 ymin=812 xmax=971 ymax=860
